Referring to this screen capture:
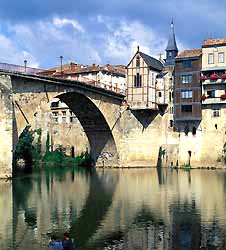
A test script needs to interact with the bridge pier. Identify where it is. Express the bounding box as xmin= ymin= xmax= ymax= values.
xmin=0 ymin=75 xmax=13 ymax=178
